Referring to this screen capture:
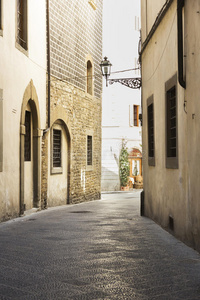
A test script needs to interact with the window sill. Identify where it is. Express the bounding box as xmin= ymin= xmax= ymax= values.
xmin=86 ymin=165 xmax=93 ymax=172
xmin=85 ymin=92 xmax=94 ymax=100
xmin=148 ymin=157 xmax=155 ymax=166
xmin=51 ymin=167 xmax=63 ymax=175
xmin=15 ymin=42 xmax=28 ymax=56
xmin=166 ymin=157 xmax=178 ymax=169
